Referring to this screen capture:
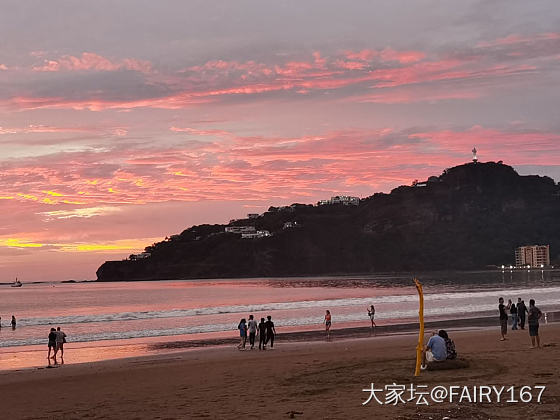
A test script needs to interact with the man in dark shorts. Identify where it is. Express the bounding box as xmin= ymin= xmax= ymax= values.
xmin=517 ymin=298 xmax=528 ymax=330
xmin=47 ymin=328 xmax=57 ymax=360
xmin=258 ymin=317 xmax=267 ymax=350
xmin=527 ymin=299 xmax=542 ymax=349
xmin=264 ymin=315 xmax=276 ymax=348
xmin=498 ymin=297 xmax=508 ymax=341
